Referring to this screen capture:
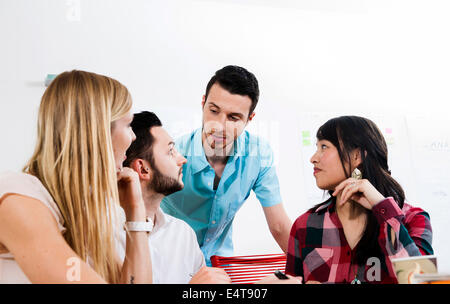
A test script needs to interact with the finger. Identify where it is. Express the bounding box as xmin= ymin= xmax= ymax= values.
xmin=215 ymin=271 xmax=230 ymax=280
xmin=333 ymin=178 xmax=354 ymax=196
xmin=343 ymin=183 xmax=363 ymax=204
xmin=286 ymin=274 xmax=303 ymax=284
xmin=210 ymin=267 xmax=227 ymax=275
xmin=206 ymin=268 xmax=230 ymax=280
xmin=117 ymin=168 xmax=131 ymax=181
xmin=341 ymin=183 xmax=360 ymax=205
xmin=341 ymin=184 xmax=356 ymax=204
xmin=195 ymin=266 xmax=207 ymax=275
xmin=332 ymin=181 xmax=346 ymax=196
xmin=118 ymin=168 xmax=139 ymax=183
xmin=340 ymin=183 xmax=353 ymax=203
xmin=208 ymin=271 xmax=231 ymax=283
